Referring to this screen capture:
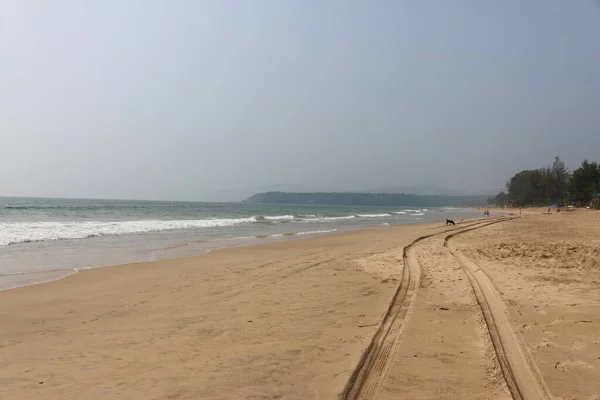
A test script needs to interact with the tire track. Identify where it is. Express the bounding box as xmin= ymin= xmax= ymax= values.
xmin=445 ymin=219 xmax=552 ymax=400
xmin=341 ymin=218 xmax=510 ymax=400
